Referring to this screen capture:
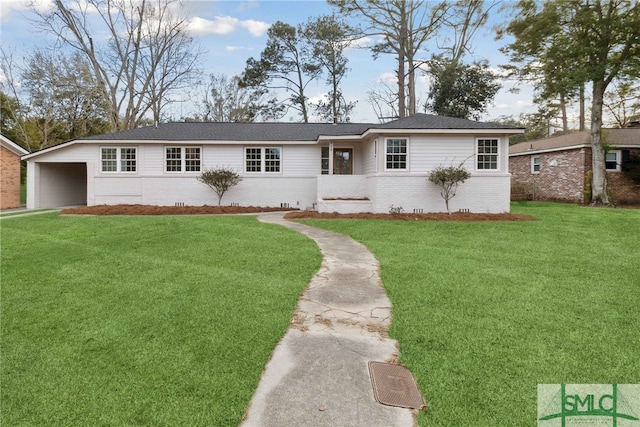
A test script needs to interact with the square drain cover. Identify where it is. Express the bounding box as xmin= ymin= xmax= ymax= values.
xmin=368 ymin=361 xmax=425 ymax=409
